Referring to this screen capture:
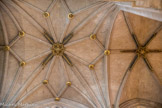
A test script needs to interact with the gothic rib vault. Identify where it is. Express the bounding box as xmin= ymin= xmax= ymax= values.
xmin=0 ymin=0 xmax=162 ymax=108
